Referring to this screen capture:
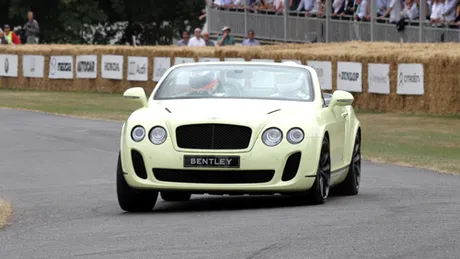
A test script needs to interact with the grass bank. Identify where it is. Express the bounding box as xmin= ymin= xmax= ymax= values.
xmin=1 ymin=89 xmax=459 ymax=174
xmin=0 ymin=197 xmax=12 ymax=229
